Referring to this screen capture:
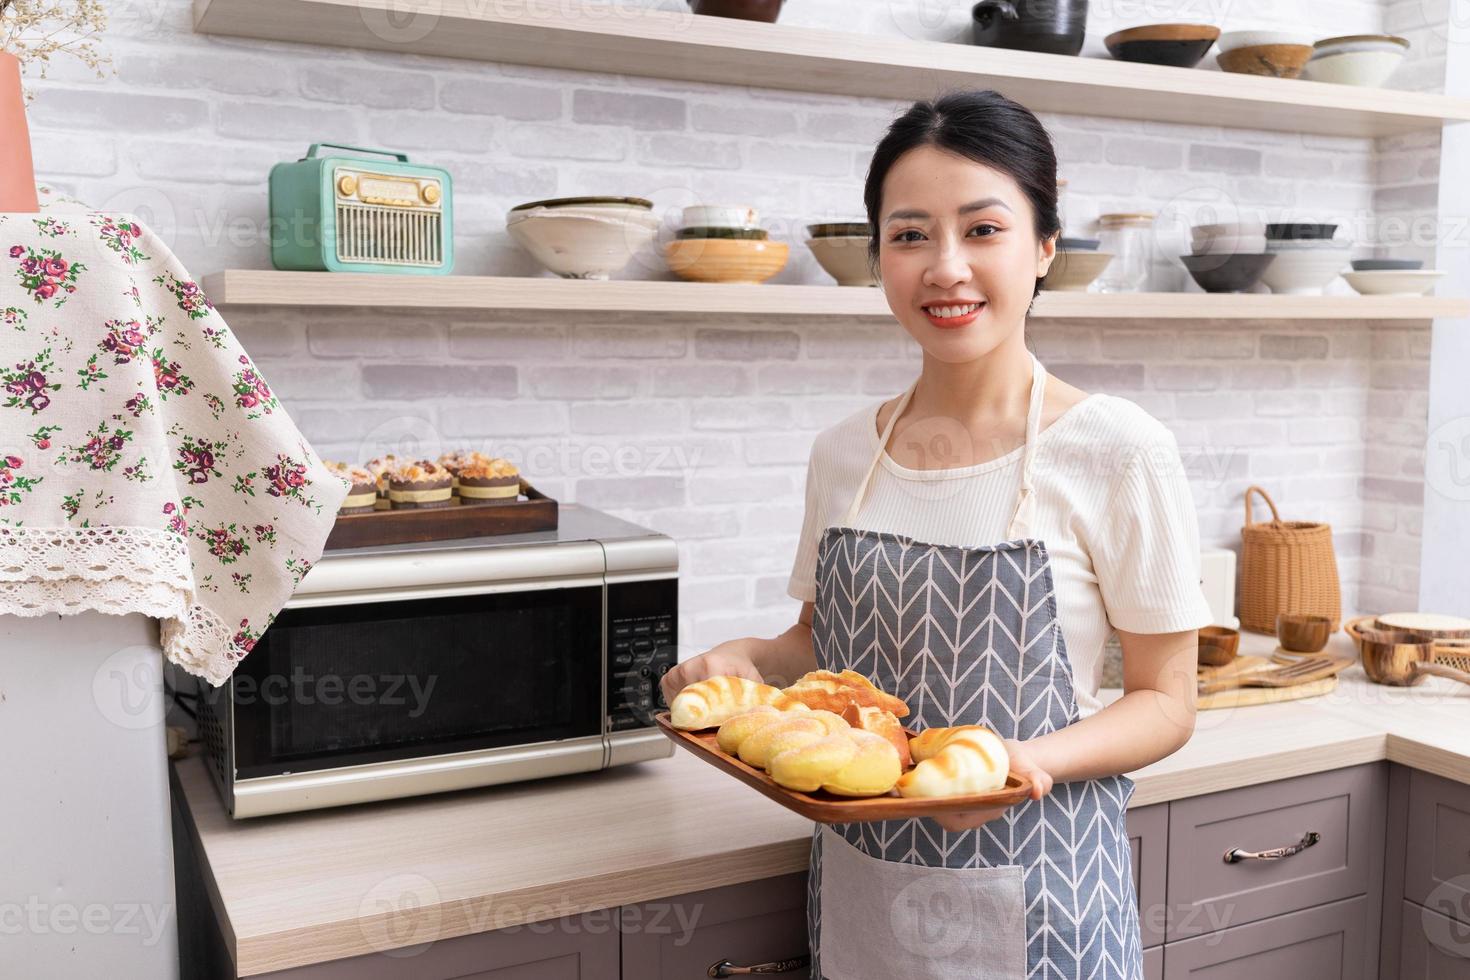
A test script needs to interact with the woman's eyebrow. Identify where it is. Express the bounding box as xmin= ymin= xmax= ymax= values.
xmin=884 ymin=197 xmax=1013 ymax=224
